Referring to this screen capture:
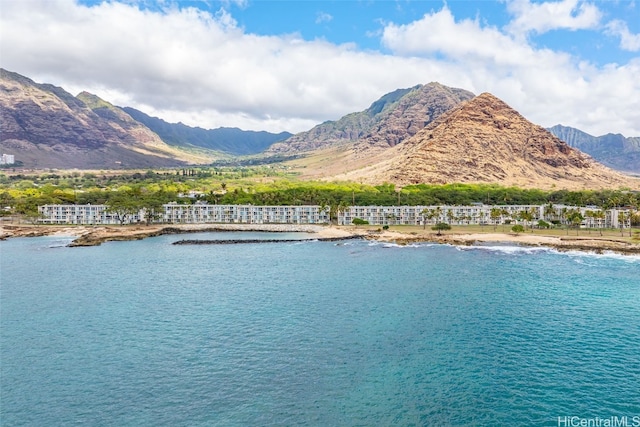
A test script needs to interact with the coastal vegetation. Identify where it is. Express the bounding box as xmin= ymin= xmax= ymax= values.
xmin=432 ymin=222 xmax=452 ymax=235
xmin=511 ymin=224 xmax=525 ymax=234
